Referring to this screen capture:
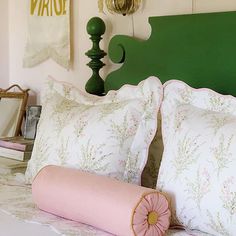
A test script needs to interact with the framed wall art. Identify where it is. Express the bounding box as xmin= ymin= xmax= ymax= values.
xmin=24 ymin=105 xmax=42 ymax=140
